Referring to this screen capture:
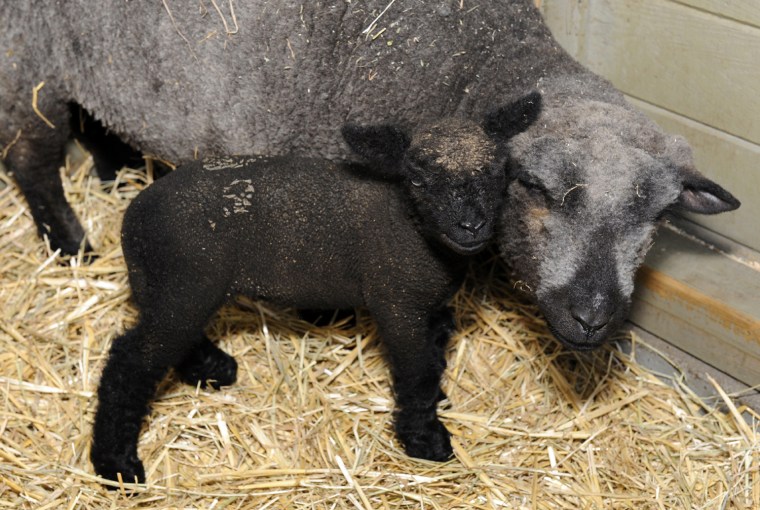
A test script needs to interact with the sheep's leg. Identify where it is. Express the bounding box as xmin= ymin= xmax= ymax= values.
xmin=2 ymin=89 xmax=91 ymax=255
xmin=69 ymin=104 xmax=145 ymax=182
xmin=175 ymin=337 xmax=238 ymax=390
xmin=375 ymin=306 xmax=455 ymax=462
xmin=91 ymin=324 xmax=168 ymax=484
xmin=91 ymin=316 xmax=212 ymax=484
